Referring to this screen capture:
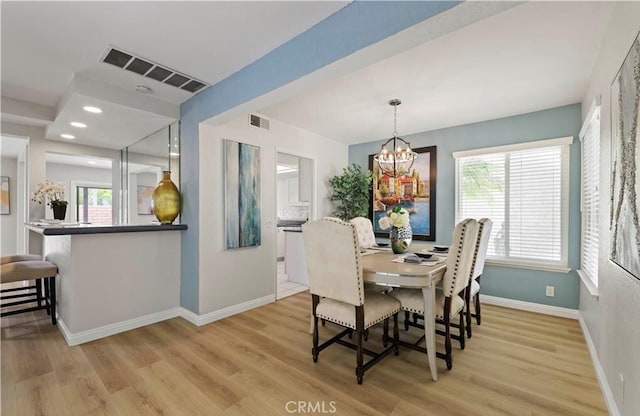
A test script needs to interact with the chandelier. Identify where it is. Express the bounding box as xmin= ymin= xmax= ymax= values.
xmin=373 ymin=99 xmax=418 ymax=178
